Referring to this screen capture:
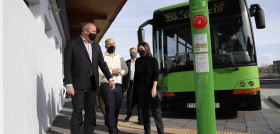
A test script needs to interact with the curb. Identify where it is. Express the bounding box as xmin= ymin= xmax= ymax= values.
xmin=268 ymin=96 xmax=280 ymax=108
xmin=260 ymin=93 xmax=267 ymax=99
